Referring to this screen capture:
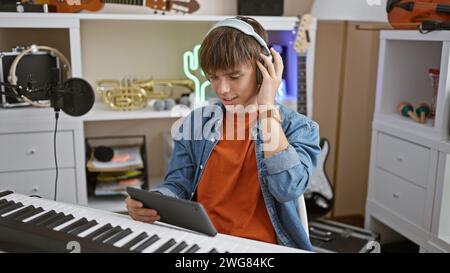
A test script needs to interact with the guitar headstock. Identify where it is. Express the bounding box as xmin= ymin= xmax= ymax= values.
xmin=294 ymin=14 xmax=314 ymax=54
xmin=147 ymin=0 xmax=200 ymax=14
